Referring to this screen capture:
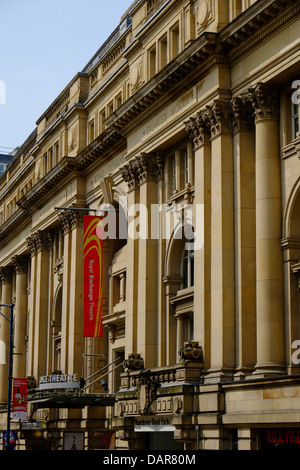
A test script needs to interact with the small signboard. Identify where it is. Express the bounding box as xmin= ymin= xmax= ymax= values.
xmin=12 ymin=378 xmax=27 ymax=419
